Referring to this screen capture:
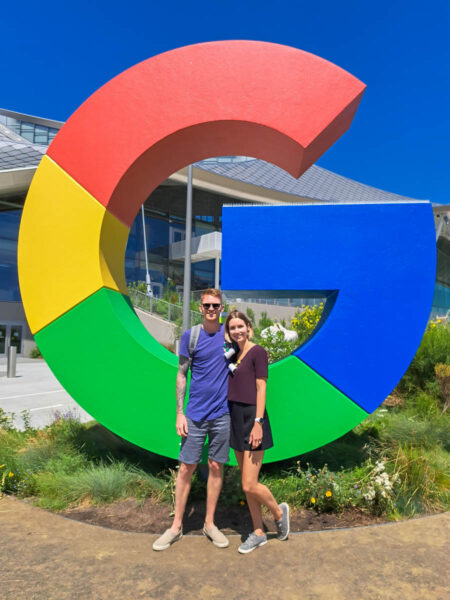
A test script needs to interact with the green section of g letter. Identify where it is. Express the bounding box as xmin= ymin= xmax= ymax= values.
xmin=262 ymin=356 xmax=368 ymax=463
xmin=35 ymin=288 xmax=182 ymax=460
